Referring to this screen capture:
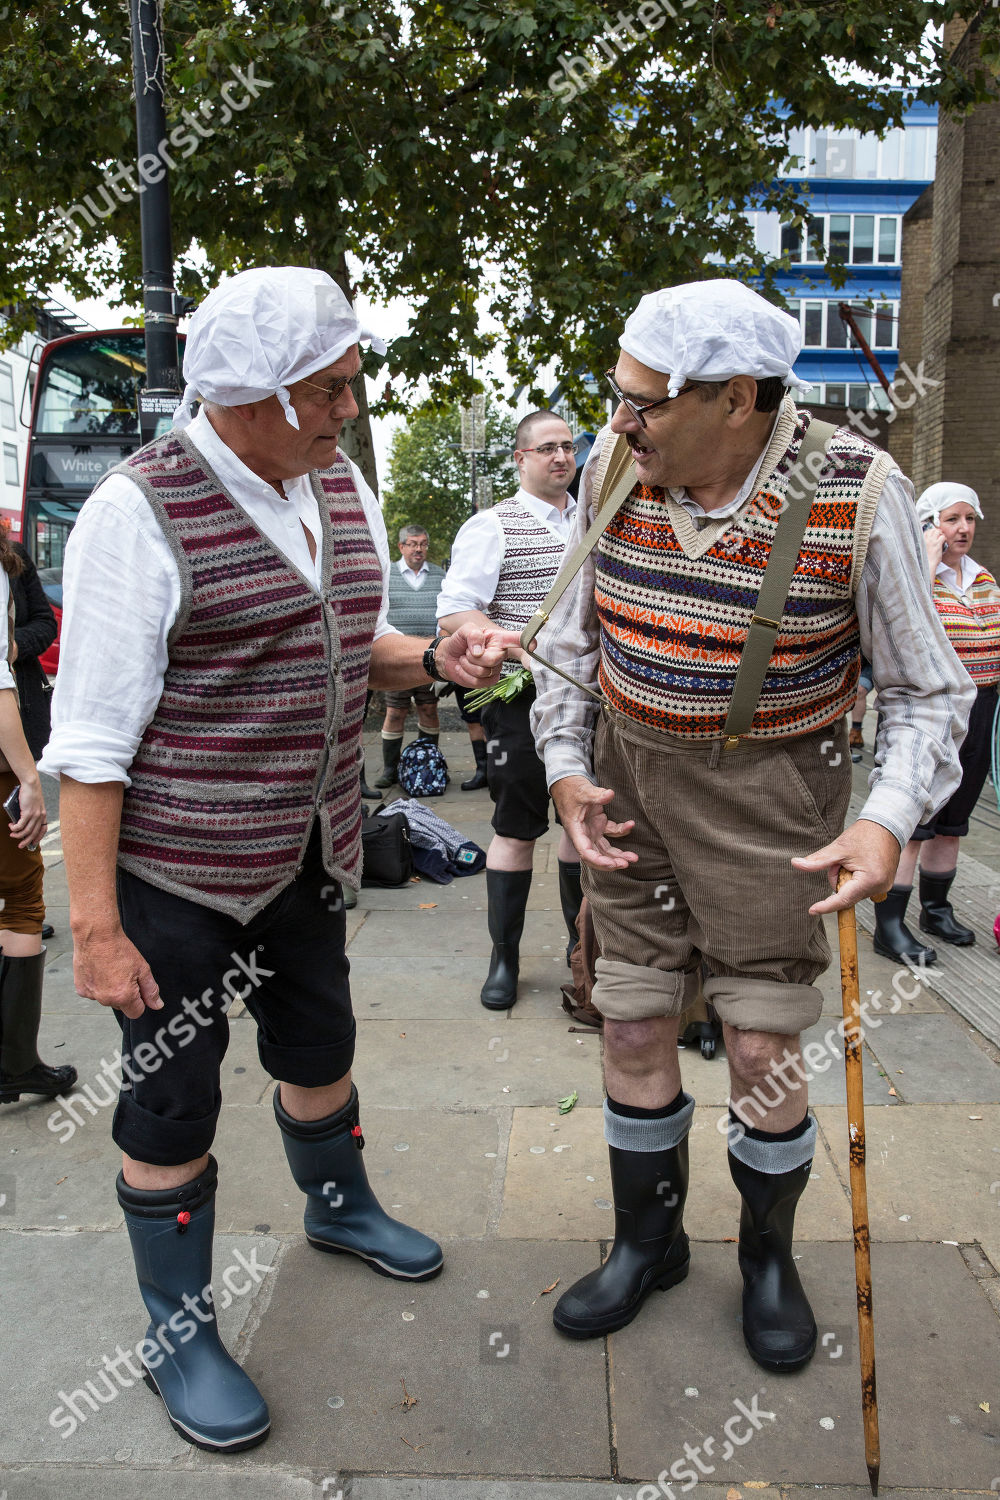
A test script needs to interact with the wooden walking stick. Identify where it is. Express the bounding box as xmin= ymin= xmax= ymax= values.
xmin=836 ymin=869 xmax=881 ymax=1496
